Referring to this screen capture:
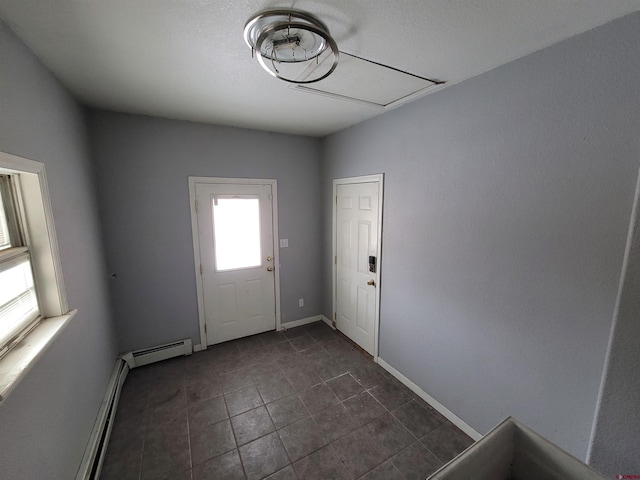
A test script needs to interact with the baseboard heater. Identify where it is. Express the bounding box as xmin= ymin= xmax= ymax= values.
xmin=122 ymin=338 xmax=193 ymax=368
xmin=76 ymin=338 xmax=192 ymax=480
xmin=75 ymin=358 xmax=129 ymax=480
